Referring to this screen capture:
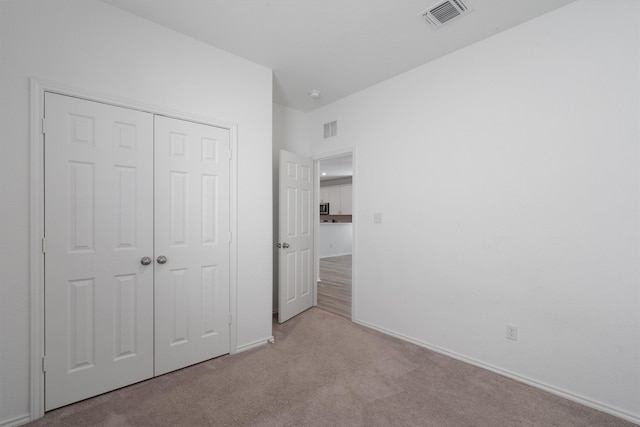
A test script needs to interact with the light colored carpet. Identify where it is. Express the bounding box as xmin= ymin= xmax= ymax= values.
xmin=28 ymin=308 xmax=634 ymax=426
